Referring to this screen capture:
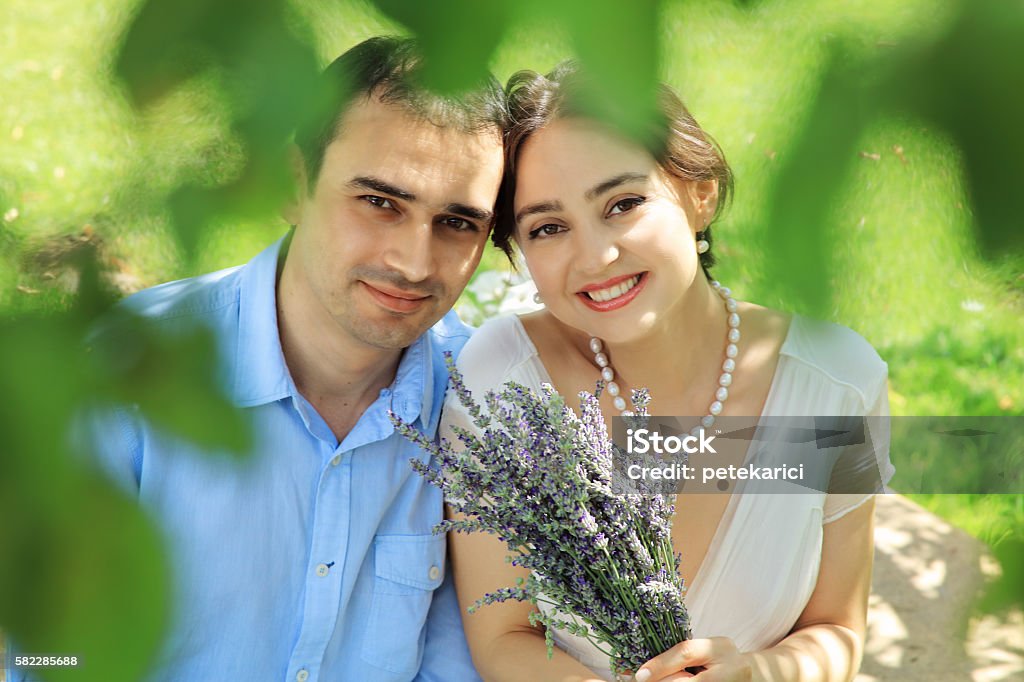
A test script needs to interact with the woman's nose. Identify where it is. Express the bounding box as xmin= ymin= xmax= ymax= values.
xmin=575 ymin=226 xmax=621 ymax=276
